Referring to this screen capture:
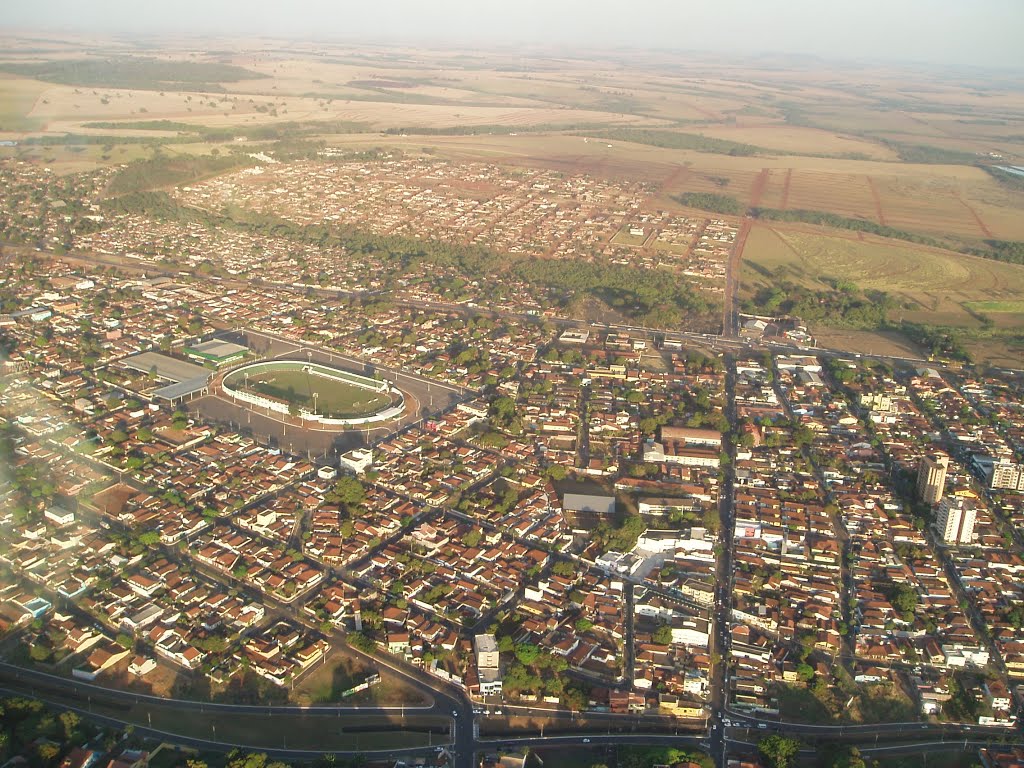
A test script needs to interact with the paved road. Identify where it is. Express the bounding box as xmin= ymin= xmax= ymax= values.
xmin=709 ymin=352 xmax=739 ymax=768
